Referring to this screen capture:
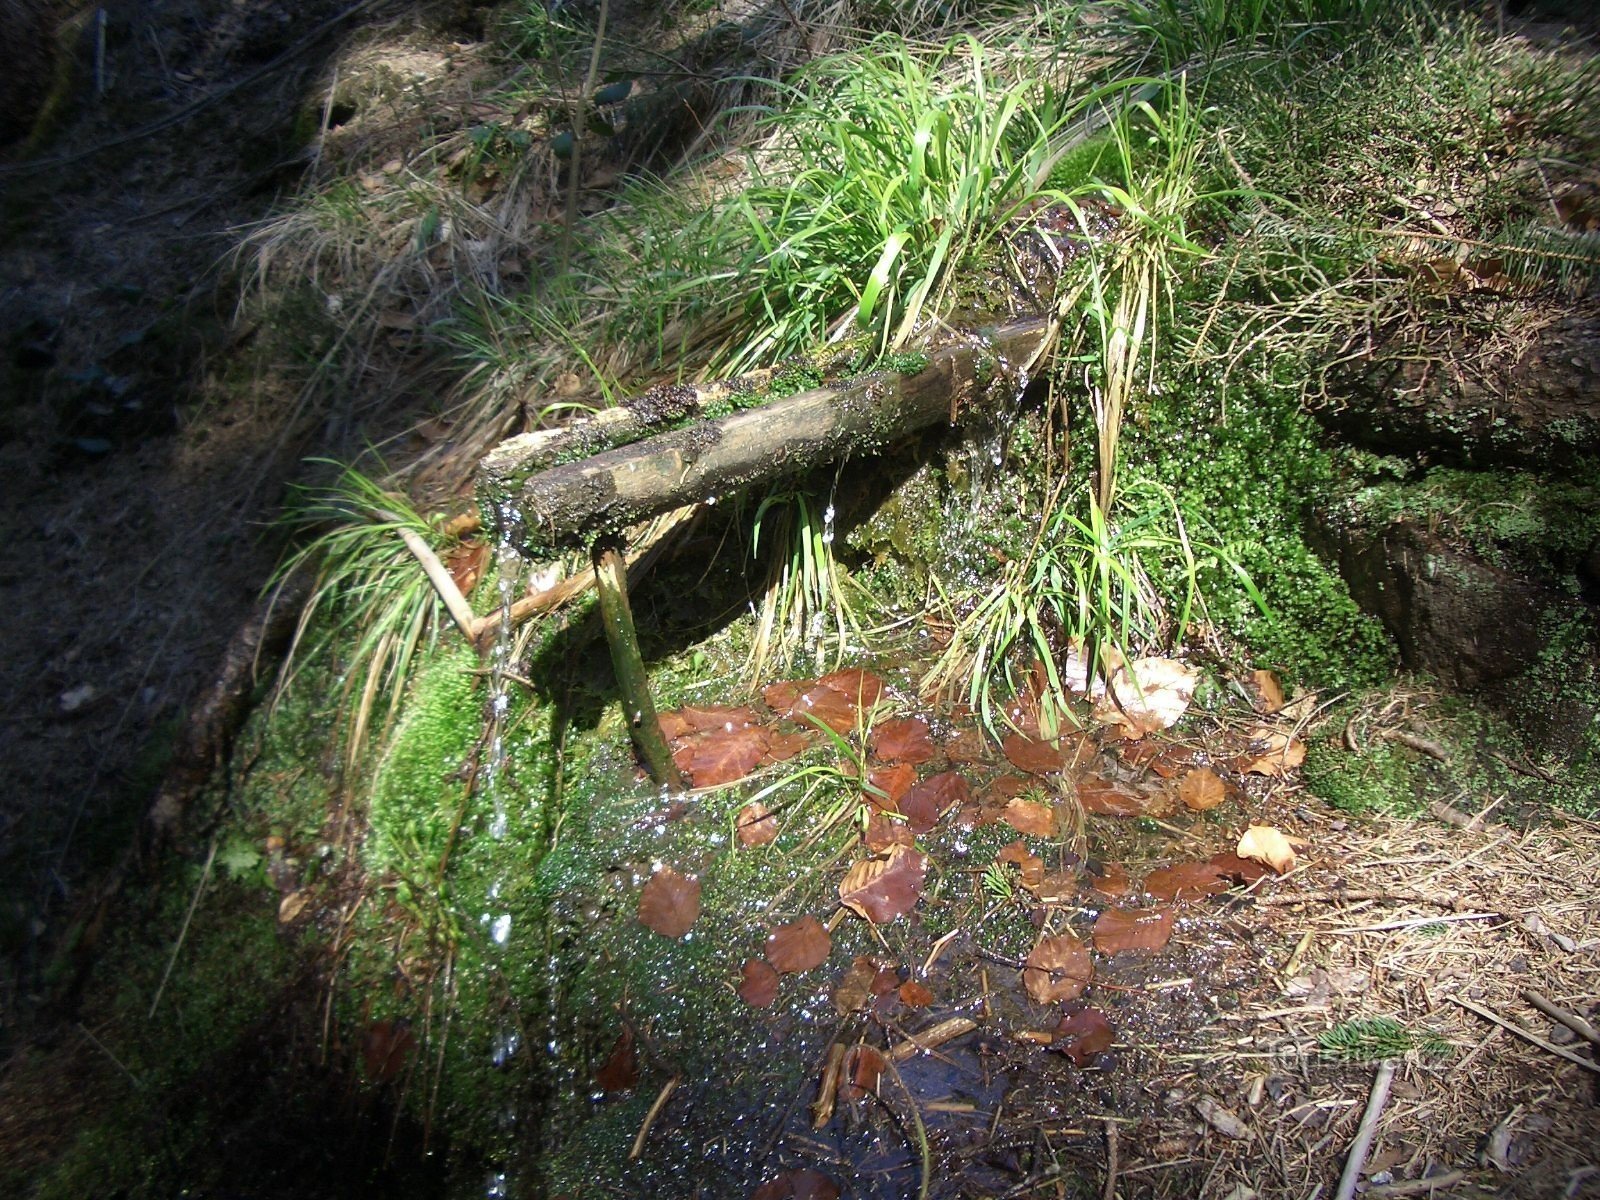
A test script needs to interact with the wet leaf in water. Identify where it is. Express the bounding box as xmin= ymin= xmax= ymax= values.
xmin=763 ymin=729 xmax=814 ymax=762
xmin=839 ymin=845 xmax=926 ymax=924
xmin=1143 ymin=860 xmax=1230 ymax=903
xmin=788 ymin=685 xmax=859 ymax=735
xmin=1092 ymin=906 xmax=1176 ymax=954
xmin=900 ymin=980 xmax=935 ymax=1007
xmin=735 ymin=802 xmax=779 ymax=847
xmin=1032 ymin=870 xmax=1079 ymax=904
xmin=673 ymin=726 xmax=770 ymax=787
xmin=865 ymin=762 xmax=916 ymax=809
xmin=739 ymin=958 xmax=780 ymax=1008
xmin=1002 ymin=796 xmax=1057 ymax=837
xmin=1053 ymin=1006 xmax=1115 ymax=1066
xmin=1177 ymin=767 xmax=1227 ymax=811
xmin=762 ymin=680 xmax=805 ymax=712
xmin=638 ymin=867 xmax=701 ymax=938
xmin=819 ymin=667 xmax=886 ymax=708
xmin=988 ymin=774 xmax=1031 ymax=801
xmin=943 ymin=727 xmax=987 ymax=763
xmin=659 ymin=704 xmax=760 ymax=740
xmin=899 ymin=770 xmax=969 ymax=834
xmin=361 ymin=1018 xmax=416 ymax=1082
xmin=863 ymin=810 xmax=914 ymax=853
xmin=1077 ymin=774 xmax=1152 ymax=816
xmin=1086 ymin=861 xmax=1132 ymax=897
xmin=1235 ymin=726 xmax=1306 ymax=777
xmin=766 ymin=916 xmax=832 ymax=974
xmin=872 ymin=716 xmax=936 ymax=764
xmin=996 ymin=839 xmax=1045 ymax=889
xmin=832 ymin=956 xmax=880 ymax=1014
xmin=1247 ymin=669 xmax=1286 ymax=714
xmin=593 ymin=1024 xmax=638 ymax=1093
xmin=1023 ymin=932 xmax=1094 ymax=1003
xmin=1003 ymin=732 xmax=1066 ymax=774
xmin=750 ymin=1168 xmax=841 ymax=1200
xmin=1237 ymin=824 xmax=1297 ymax=873
xmin=841 ymin=1044 xmax=887 ymax=1099
xmin=1207 ymin=850 xmax=1269 ymax=884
